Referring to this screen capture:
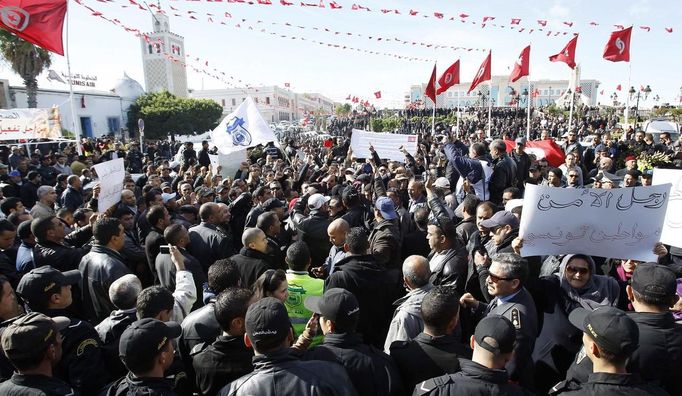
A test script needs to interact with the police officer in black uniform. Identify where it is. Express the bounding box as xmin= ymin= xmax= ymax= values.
xmin=16 ymin=266 xmax=109 ymax=394
xmin=414 ymin=315 xmax=531 ymax=396
xmin=0 ymin=313 xmax=74 ymax=395
xmin=550 ymin=306 xmax=669 ymax=396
